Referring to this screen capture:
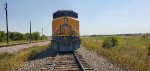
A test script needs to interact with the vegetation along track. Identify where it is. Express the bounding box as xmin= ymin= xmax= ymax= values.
xmin=41 ymin=51 xmax=94 ymax=71
xmin=0 ymin=40 xmax=49 ymax=48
